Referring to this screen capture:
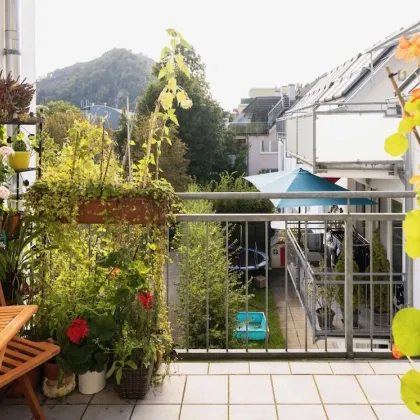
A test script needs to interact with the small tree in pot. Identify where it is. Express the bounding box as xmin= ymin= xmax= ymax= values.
xmin=312 ymin=261 xmax=338 ymax=330
xmin=334 ymin=245 xmax=365 ymax=327
xmin=366 ymin=228 xmax=392 ymax=327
